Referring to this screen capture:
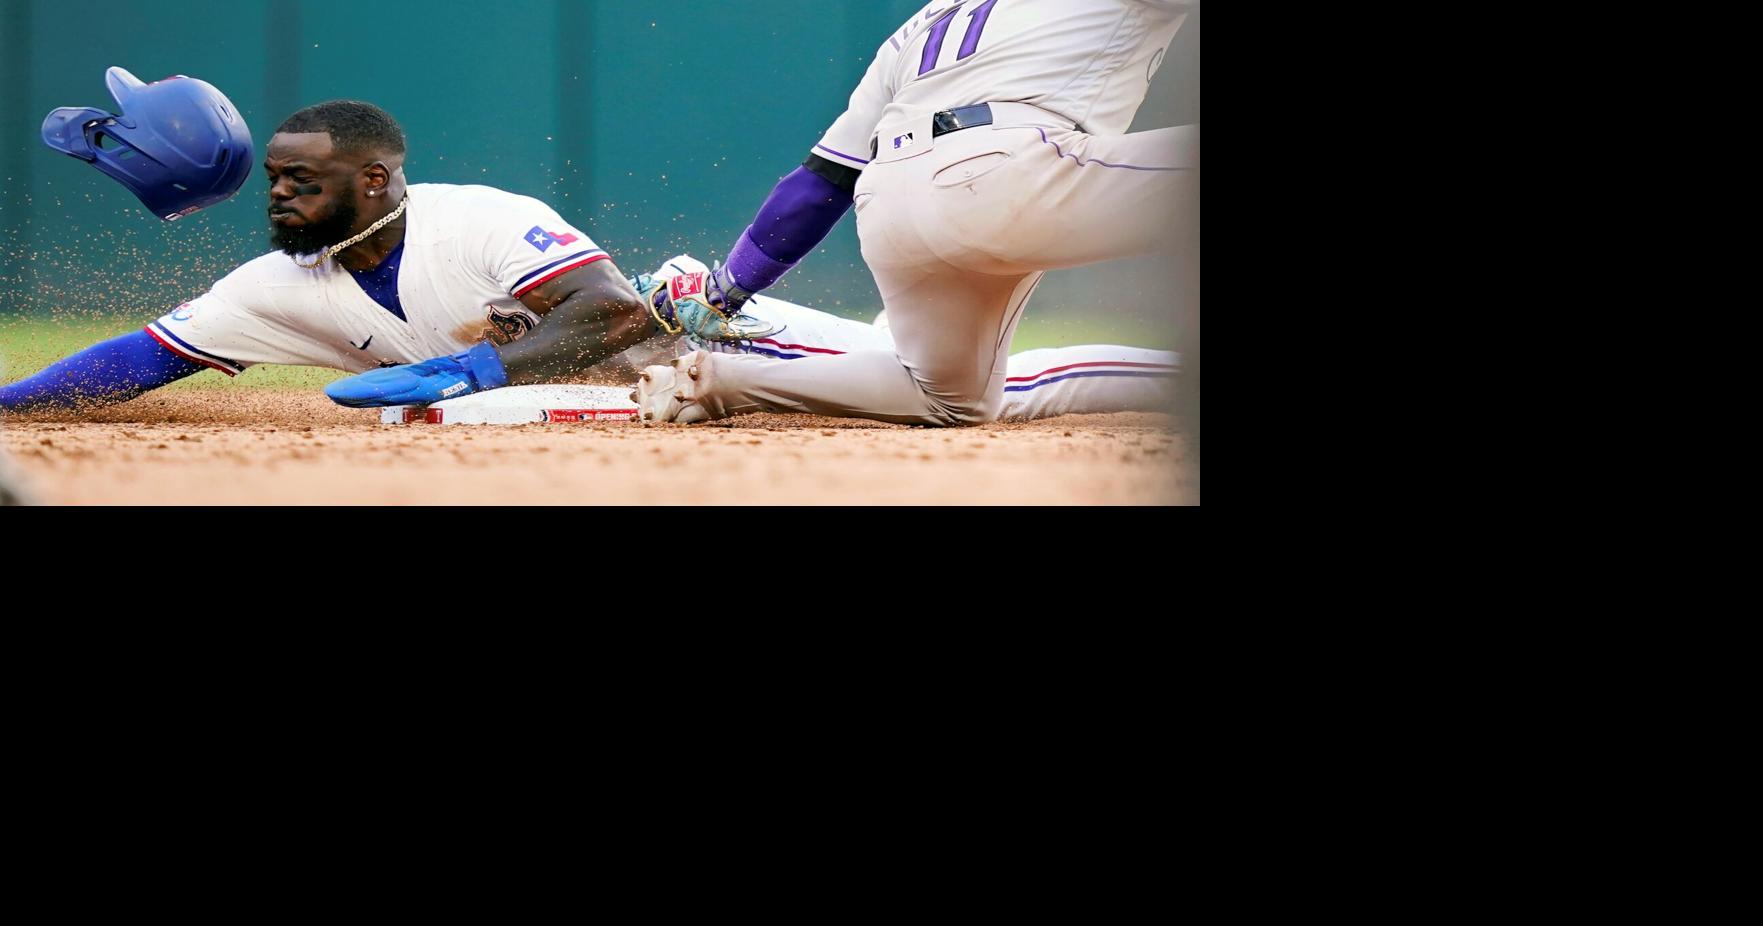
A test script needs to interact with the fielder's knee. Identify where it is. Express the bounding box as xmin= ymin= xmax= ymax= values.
xmin=924 ymin=393 xmax=997 ymax=427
